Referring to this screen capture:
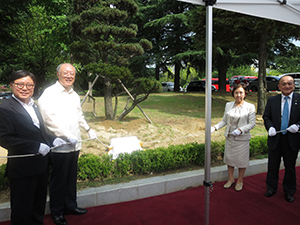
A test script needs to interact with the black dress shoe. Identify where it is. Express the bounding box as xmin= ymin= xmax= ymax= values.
xmin=51 ymin=215 xmax=67 ymax=225
xmin=264 ymin=190 xmax=275 ymax=197
xmin=285 ymin=195 xmax=294 ymax=203
xmin=64 ymin=207 xmax=87 ymax=215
